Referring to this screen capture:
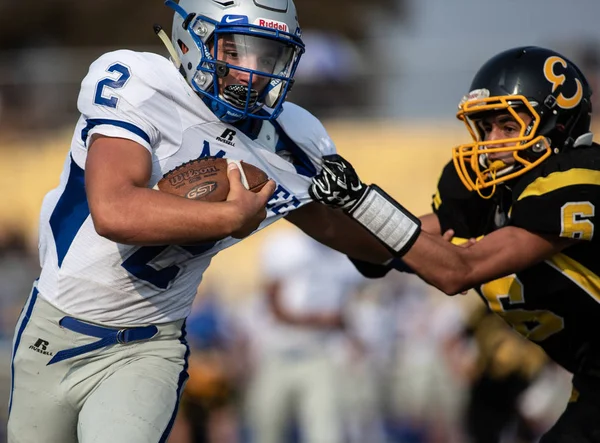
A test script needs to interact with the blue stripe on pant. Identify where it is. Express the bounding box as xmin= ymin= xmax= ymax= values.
xmin=8 ymin=292 xmax=190 ymax=443
xmin=160 ymin=320 xmax=190 ymax=443
xmin=9 ymin=284 xmax=38 ymax=416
